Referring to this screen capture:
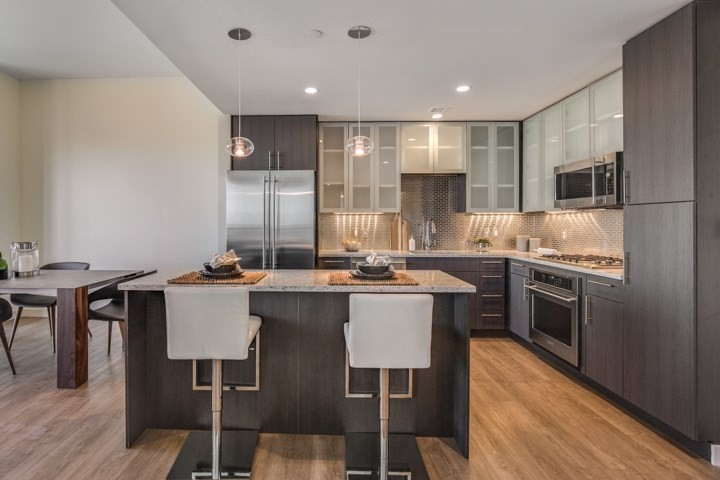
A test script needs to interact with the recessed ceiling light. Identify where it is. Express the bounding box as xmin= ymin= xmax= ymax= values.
xmin=613 ymin=113 xmax=624 ymax=119
xmin=432 ymin=113 xmax=444 ymax=119
xmin=305 ymin=87 xmax=318 ymax=94
xmin=456 ymin=85 xmax=471 ymax=92
xmin=408 ymin=138 xmax=416 ymax=142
